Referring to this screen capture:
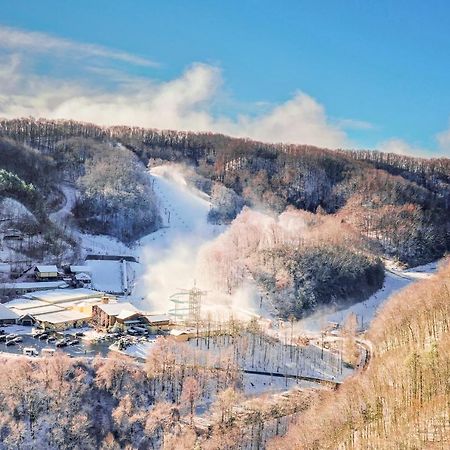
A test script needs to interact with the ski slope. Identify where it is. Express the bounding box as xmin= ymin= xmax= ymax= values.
xmin=123 ymin=167 xmax=442 ymax=328
xmin=297 ymin=261 xmax=439 ymax=334
xmin=132 ymin=166 xmax=224 ymax=311
xmin=49 ymin=166 xmax=442 ymax=333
